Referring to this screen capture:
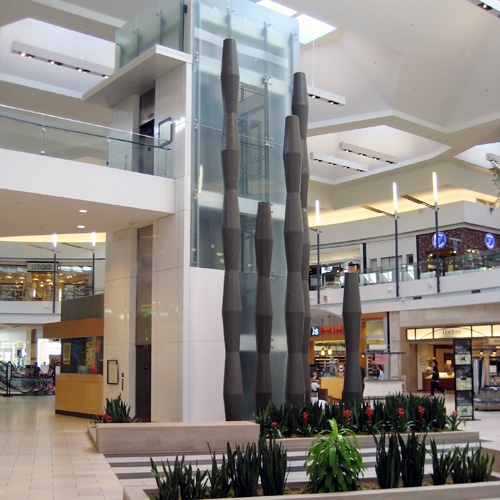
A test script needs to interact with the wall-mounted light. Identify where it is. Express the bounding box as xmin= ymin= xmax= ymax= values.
xmin=307 ymin=84 xmax=346 ymax=106
xmin=309 ymin=152 xmax=367 ymax=172
xmin=339 ymin=142 xmax=398 ymax=164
